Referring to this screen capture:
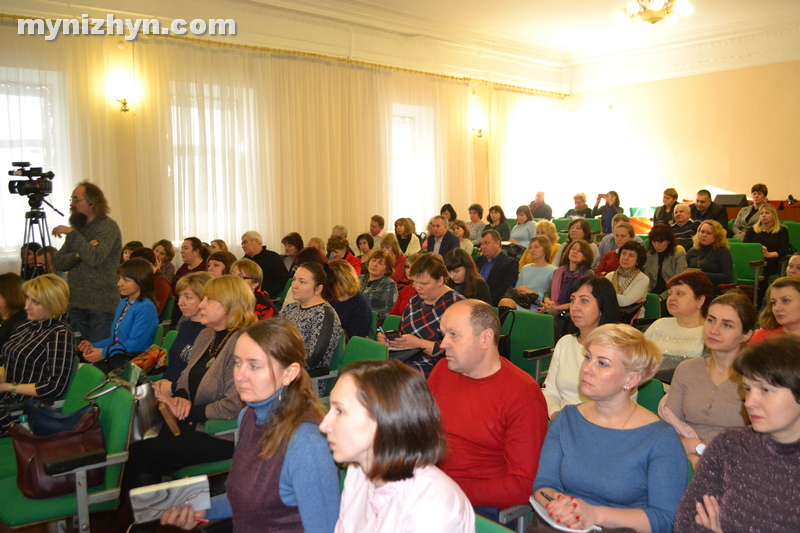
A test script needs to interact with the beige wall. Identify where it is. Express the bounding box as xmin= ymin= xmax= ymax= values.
xmin=564 ymin=60 xmax=800 ymax=208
